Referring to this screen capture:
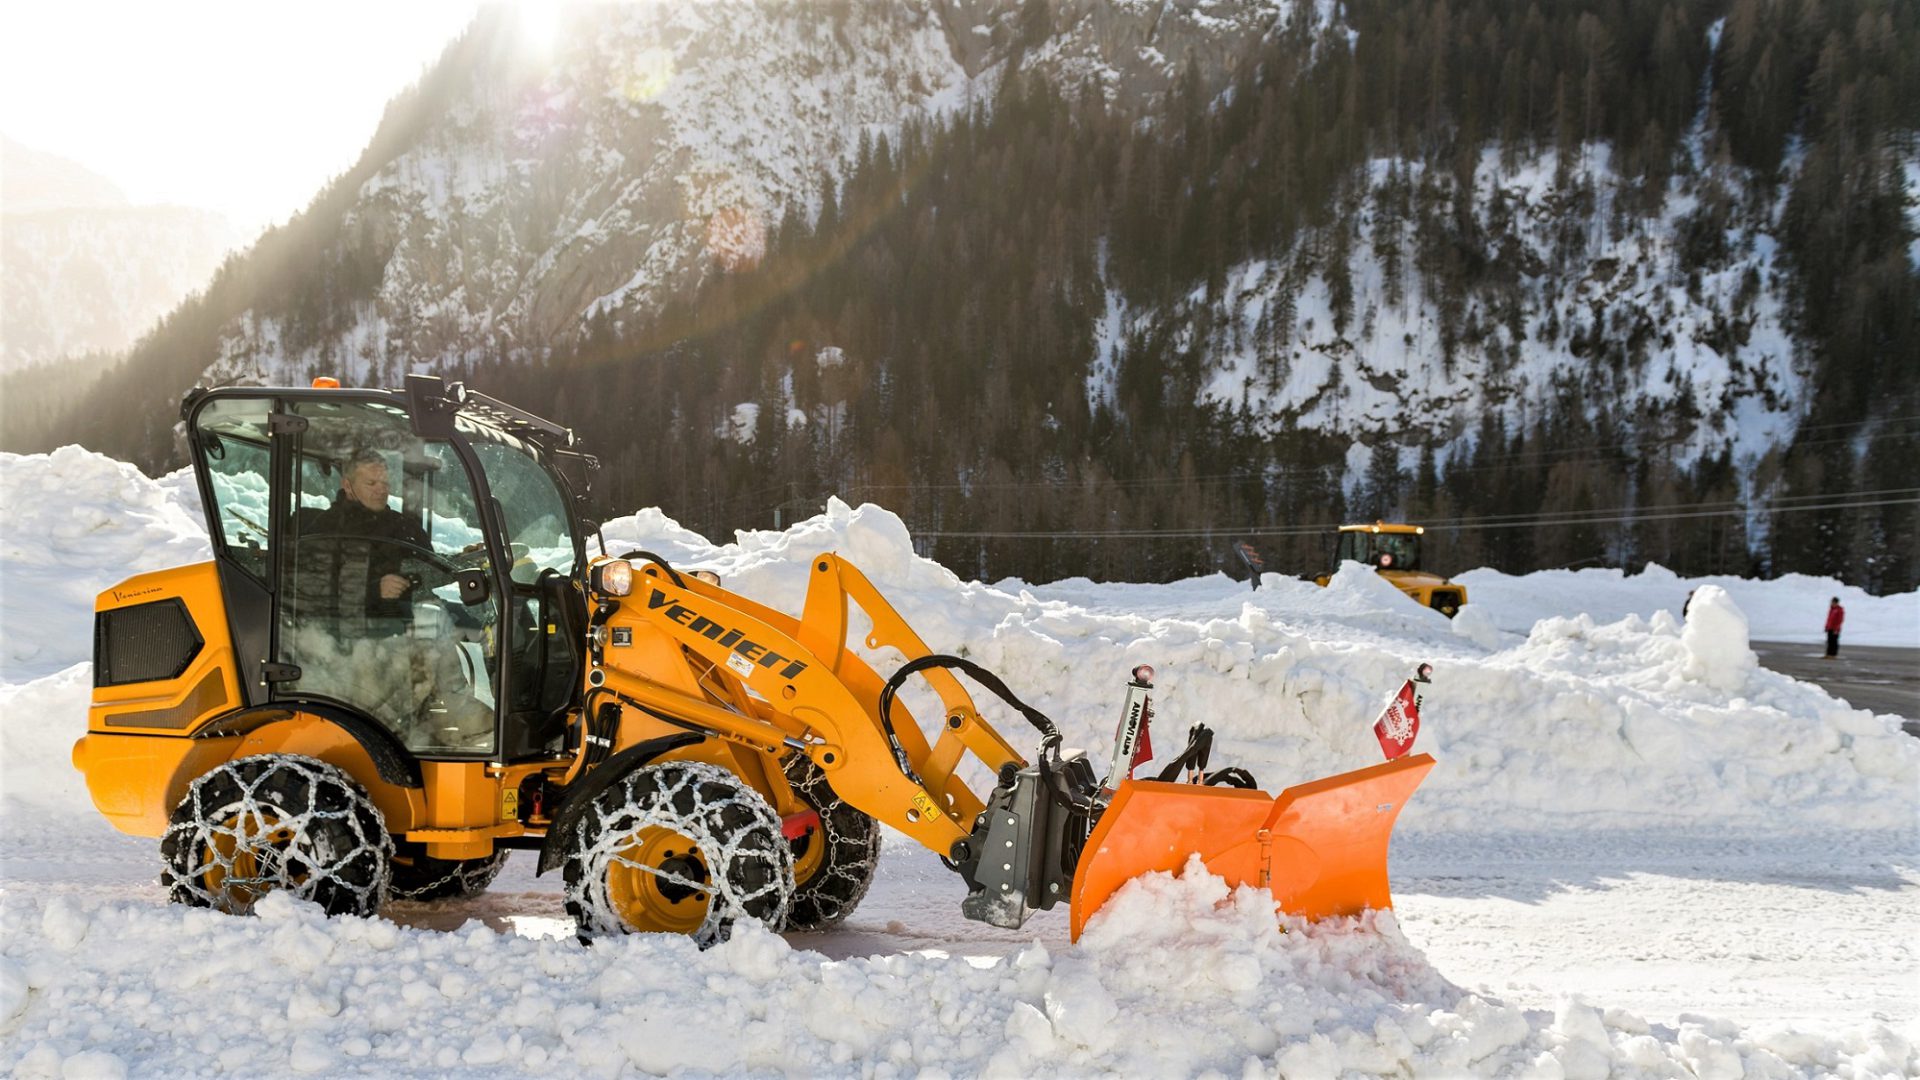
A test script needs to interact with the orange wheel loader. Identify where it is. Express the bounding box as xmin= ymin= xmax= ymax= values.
xmin=73 ymin=376 xmax=1434 ymax=944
